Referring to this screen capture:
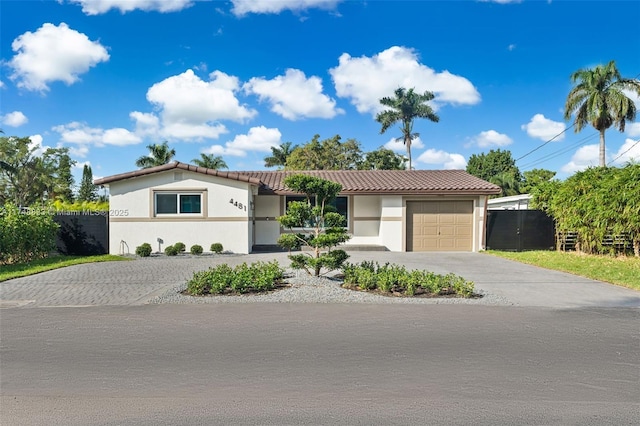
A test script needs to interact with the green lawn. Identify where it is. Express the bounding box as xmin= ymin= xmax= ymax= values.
xmin=486 ymin=250 xmax=640 ymax=291
xmin=0 ymin=255 xmax=130 ymax=282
